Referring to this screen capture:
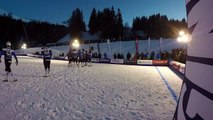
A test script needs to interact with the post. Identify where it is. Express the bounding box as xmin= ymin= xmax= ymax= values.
xmin=173 ymin=0 xmax=213 ymax=120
